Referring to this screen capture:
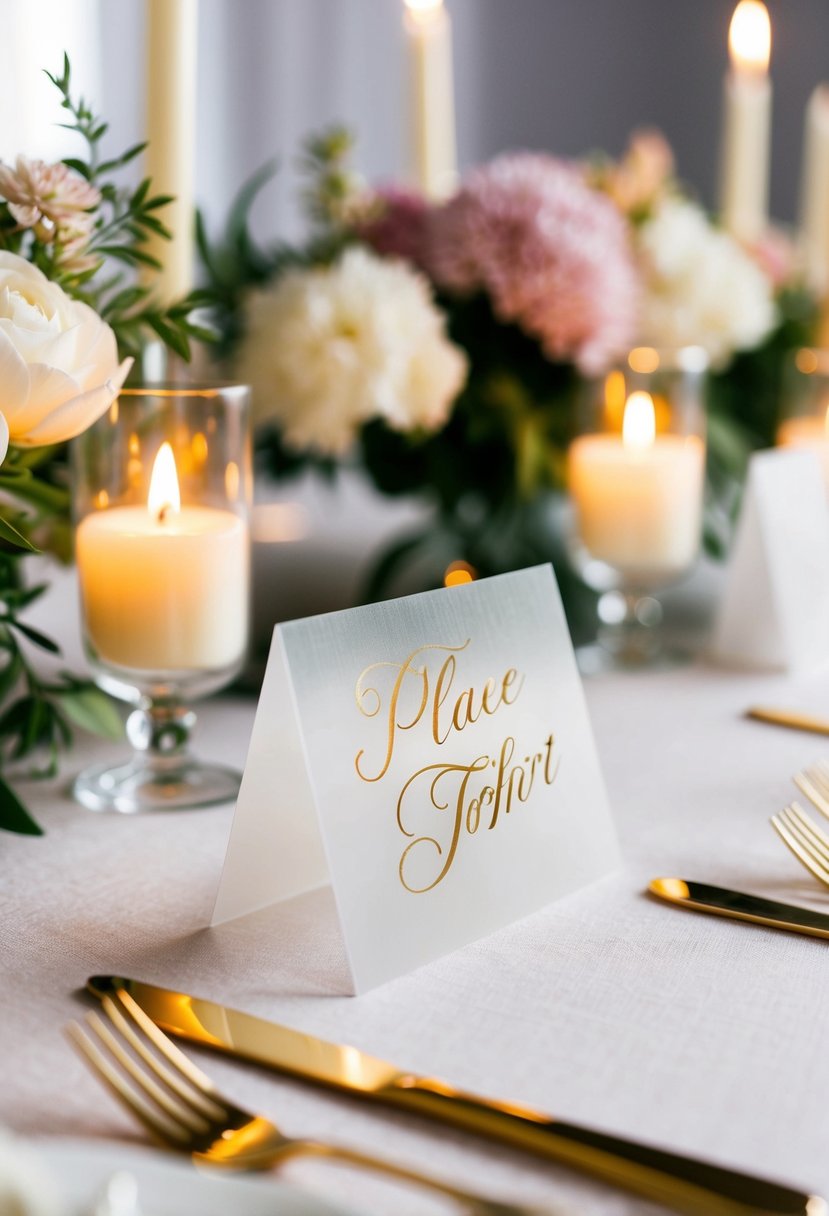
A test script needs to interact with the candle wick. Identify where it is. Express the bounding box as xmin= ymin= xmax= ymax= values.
xmin=157 ymin=503 xmax=171 ymax=524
